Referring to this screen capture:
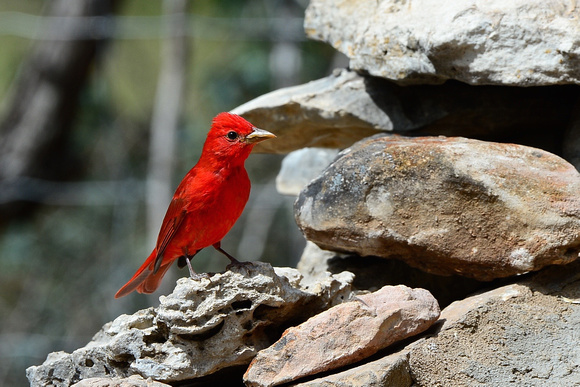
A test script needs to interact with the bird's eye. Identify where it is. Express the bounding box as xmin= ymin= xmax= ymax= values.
xmin=226 ymin=131 xmax=238 ymax=141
